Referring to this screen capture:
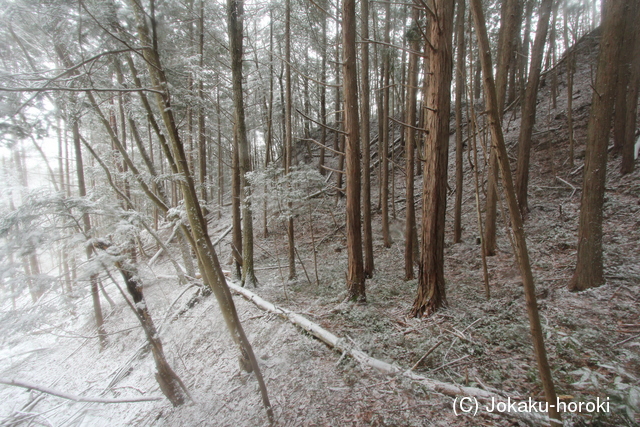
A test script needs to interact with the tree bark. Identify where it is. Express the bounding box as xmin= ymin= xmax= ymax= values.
xmin=410 ymin=0 xmax=454 ymax=318
xmin=343 ymin=0 xmax=365 ymax=302
xmin=569 ymin=0 xmax=628 ymax=291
